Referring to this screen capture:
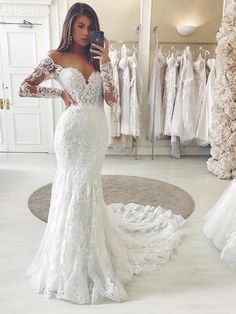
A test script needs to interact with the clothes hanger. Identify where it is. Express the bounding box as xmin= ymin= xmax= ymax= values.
xmin=109 ymin=43 xmax=115 ymax=51
xmin=166 ymin=46 xmax=179 ymax=58
xmin=213 ymin=47 xmax=216 ymax=59
xmin=132 ymin=44 xmax=138 ymax=54
xmin=198 ymin=46 xmax=210 ymax=59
